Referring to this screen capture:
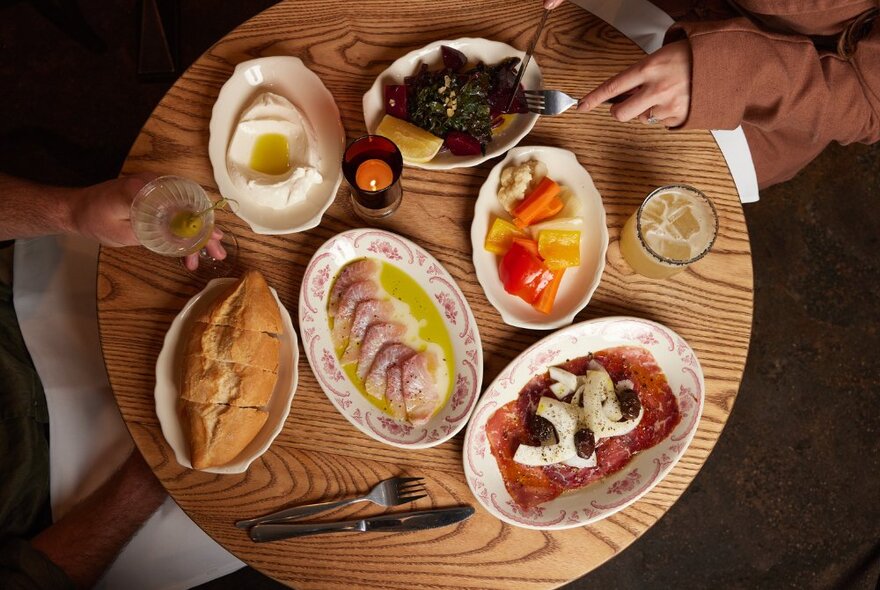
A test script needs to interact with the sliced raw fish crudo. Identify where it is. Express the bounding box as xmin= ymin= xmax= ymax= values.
xmin=331 ymin=280 xmax=379 ymax=349
xmin=357 ymin=322 xmax=407 ymax=381
xmin=365 ymin=343 xmax=417 ymax=400
xmin=327 ymin=258 xmax=454 ymax=425
xmin=328 ymin=259 xmax=380 ymax=318
xmin=401 ymin=347 xmax=446 ymax=425
xmin=341 ymin=299 xmax=395 ymax=364
xmin=385 ymin=365 xmax=407 ymax=420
